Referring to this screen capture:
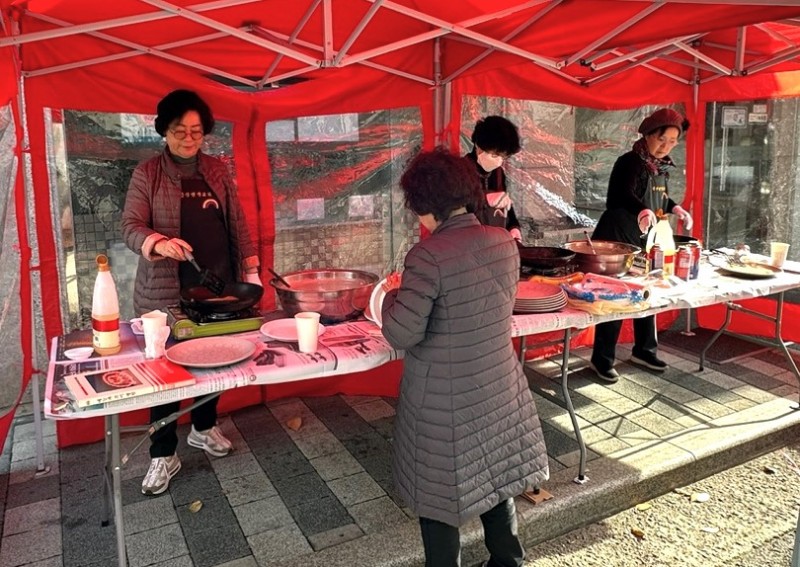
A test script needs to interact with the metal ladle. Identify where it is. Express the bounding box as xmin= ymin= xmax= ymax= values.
xmin=583 ymin=230 xmax=597 ymax=254
xmin=267 ymin=267 xmax=292 ymax=288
